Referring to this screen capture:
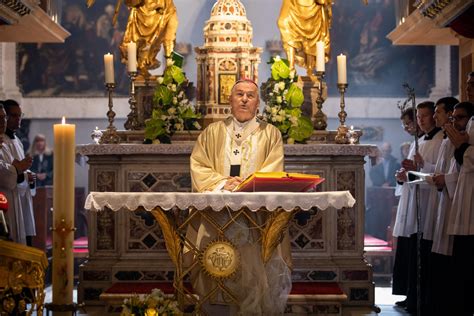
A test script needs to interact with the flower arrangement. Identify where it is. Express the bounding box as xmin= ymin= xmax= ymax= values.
xmin=121 ymin=288 xmax=182 ymax=316
xmin=144 ymin=59 xmax=201 ymax=144
xmin=260 ymin=56 xmax=313 ymax=143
